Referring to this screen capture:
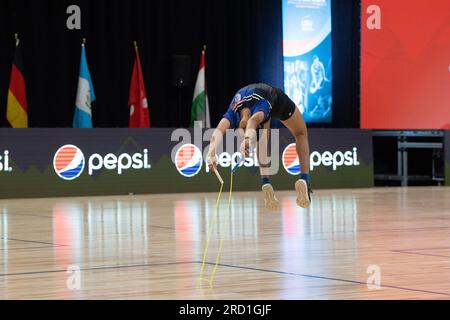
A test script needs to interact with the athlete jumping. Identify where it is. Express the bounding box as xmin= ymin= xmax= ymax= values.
xmin=206 ymin=83 xmax=312 ymax=211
